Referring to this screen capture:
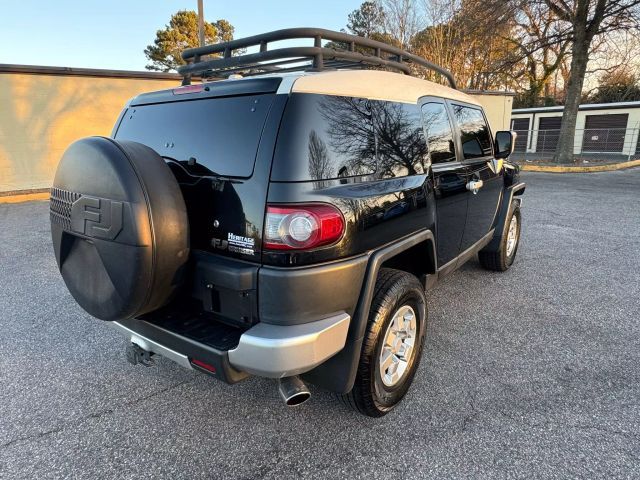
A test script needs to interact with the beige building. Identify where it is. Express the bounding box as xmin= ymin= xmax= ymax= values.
xmin=465 ymin=90 xmax=515 ymax=133
xmin=0 ymin=64 xmax=514 ymax=194
xmin=0 ymin=65 xmax=179 ymax=193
